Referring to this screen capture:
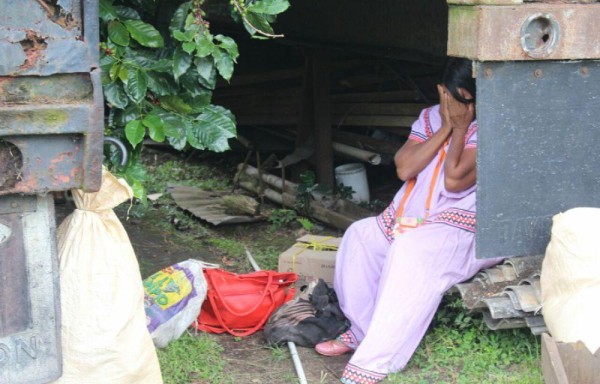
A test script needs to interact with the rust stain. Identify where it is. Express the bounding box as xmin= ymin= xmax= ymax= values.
xmin=36 ymin=0 xmax=80 ymax=30
xmin=19 ymin=30 xmax=48 ymax=71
